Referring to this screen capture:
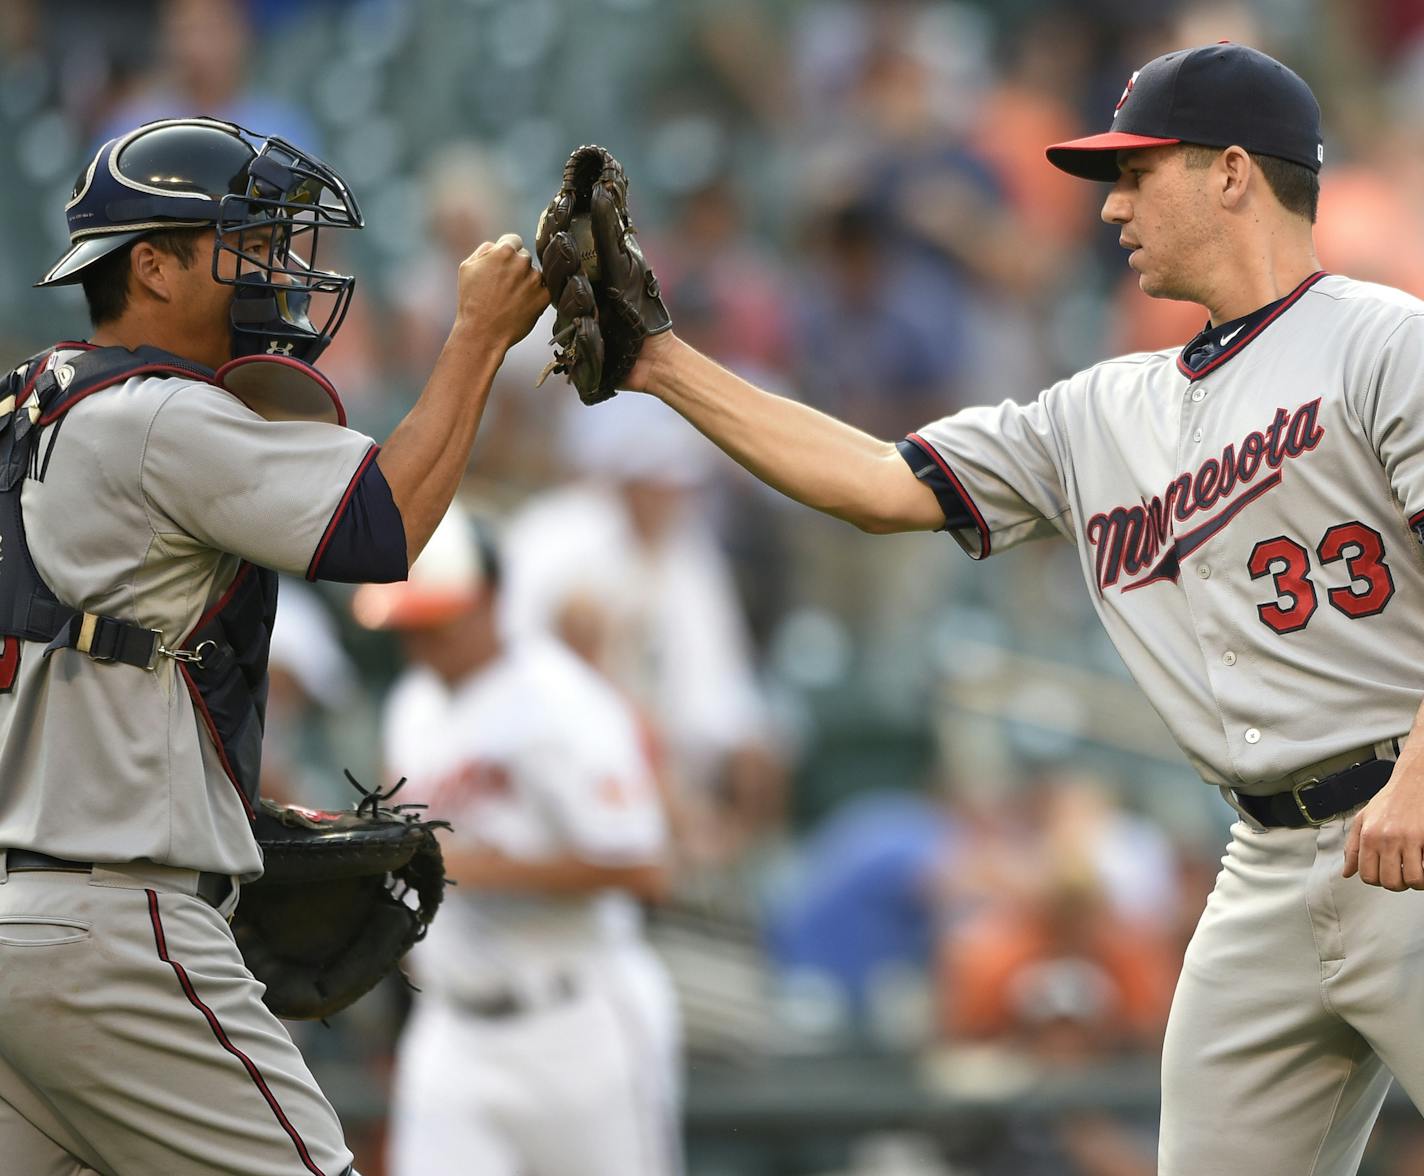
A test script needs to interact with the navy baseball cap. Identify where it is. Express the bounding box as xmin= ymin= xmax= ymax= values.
xmin=1046 ymin=43 xmax=1323 ymax=182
